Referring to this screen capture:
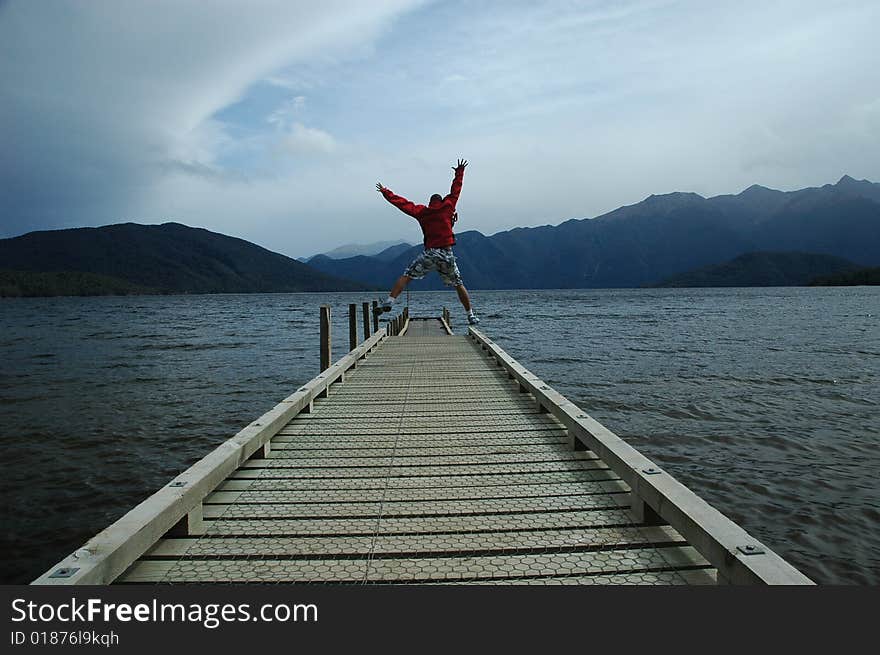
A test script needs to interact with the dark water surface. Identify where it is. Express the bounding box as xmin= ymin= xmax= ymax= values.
xmin=1 ymin=288 xmax=878 ymax=584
